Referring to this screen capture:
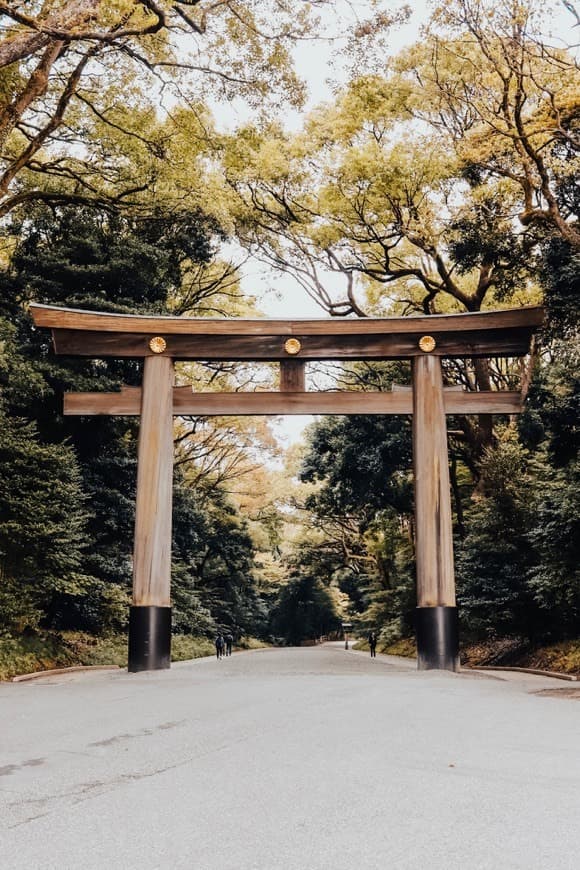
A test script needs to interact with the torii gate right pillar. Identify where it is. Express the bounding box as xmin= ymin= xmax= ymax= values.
xmin=412 ymin=354 xmax=459 ymax=671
